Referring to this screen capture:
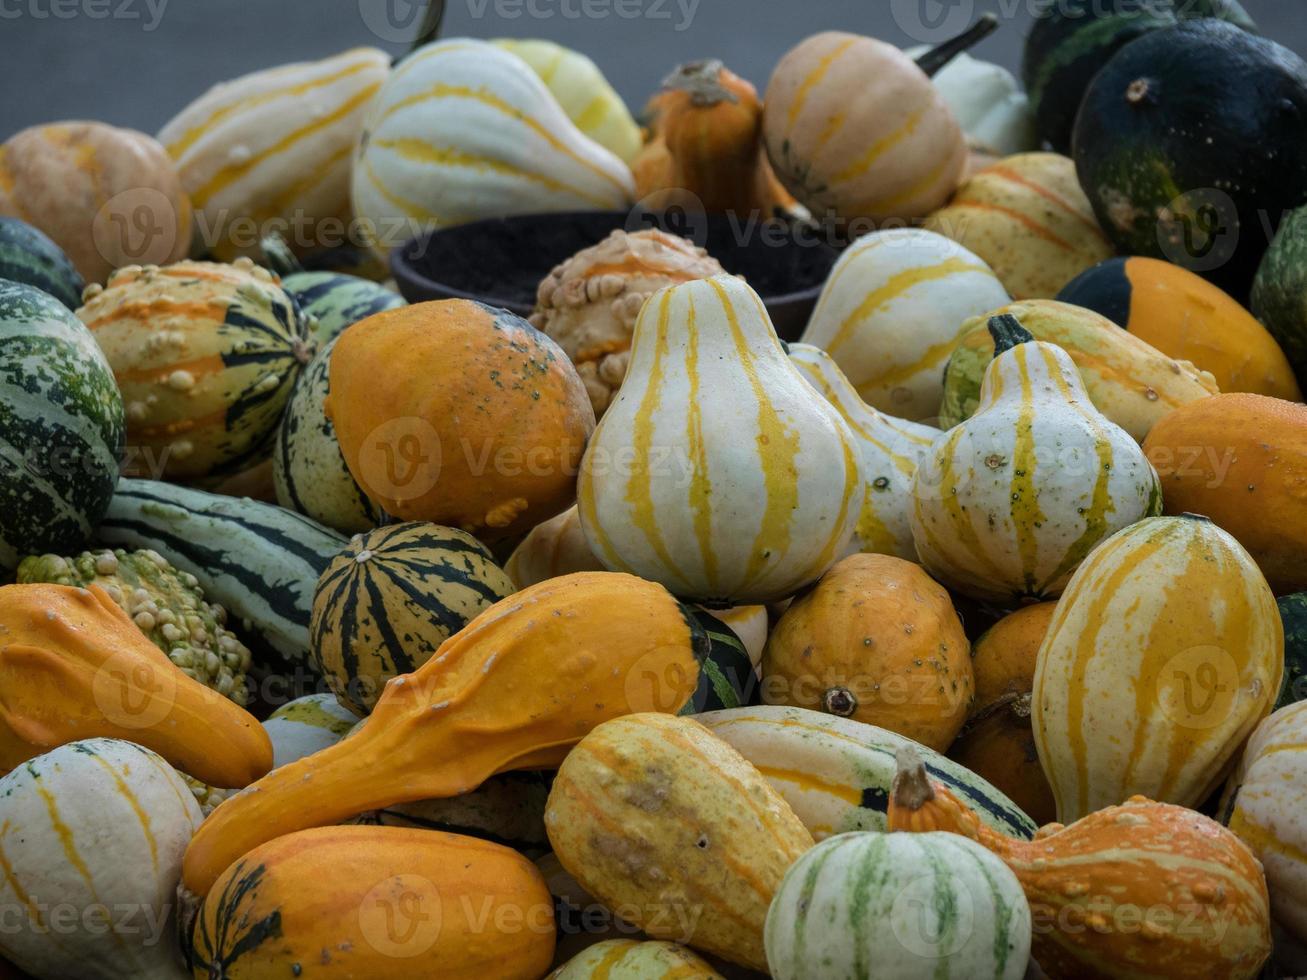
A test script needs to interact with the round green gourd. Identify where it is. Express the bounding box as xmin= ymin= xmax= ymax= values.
xmin=1252 ymin=204 xmax=1307 ymax=389
xmin=0 ymin=280 xmax=123 ymax=570
xmin=1276 ymin=594 xmax=1307 ymax=711
xmin=764 ymin=830 xmax=1031 ymax=980
xmin=310 ymin=522 xmax=517 ymax=714
xmin=280 ymin=271 xmax=405 ymax=347
xmin=683 ymin=608 xmax=760 ymax=714
xmin=0 ymin=217 xmax=85 ymax=310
